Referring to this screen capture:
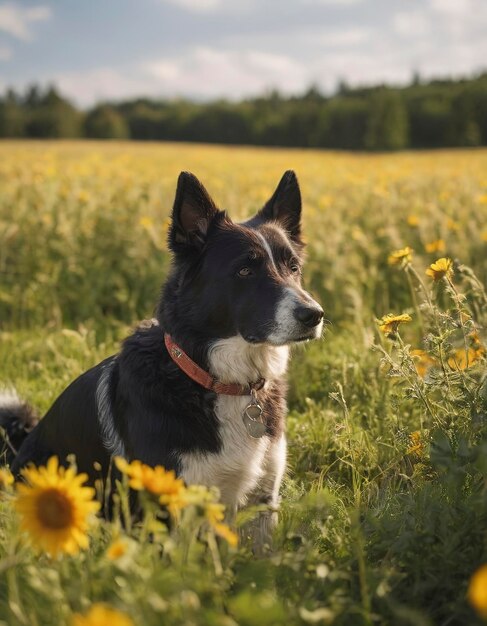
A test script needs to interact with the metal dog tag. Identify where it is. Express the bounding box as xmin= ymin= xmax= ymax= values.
xmin=242 ymin=393 xmax=266 ymax=439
